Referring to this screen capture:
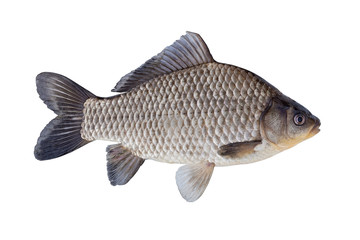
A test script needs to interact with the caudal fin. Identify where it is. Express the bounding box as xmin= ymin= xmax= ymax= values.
xmin=34 ymin=72 xmax=96 ymax=160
